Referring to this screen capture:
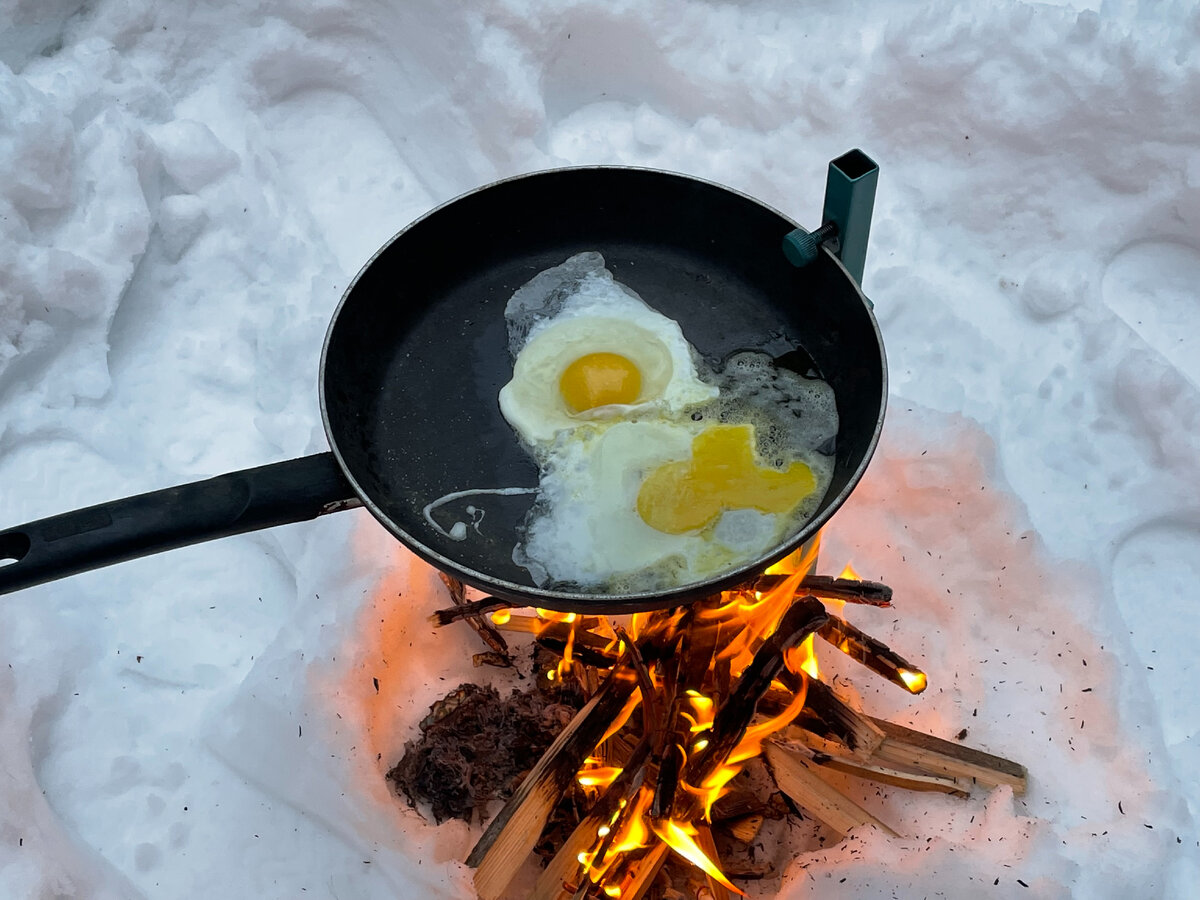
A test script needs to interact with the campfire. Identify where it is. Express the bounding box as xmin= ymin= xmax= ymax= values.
xmin=391 ymin=542 xmax=1027 ymax=899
